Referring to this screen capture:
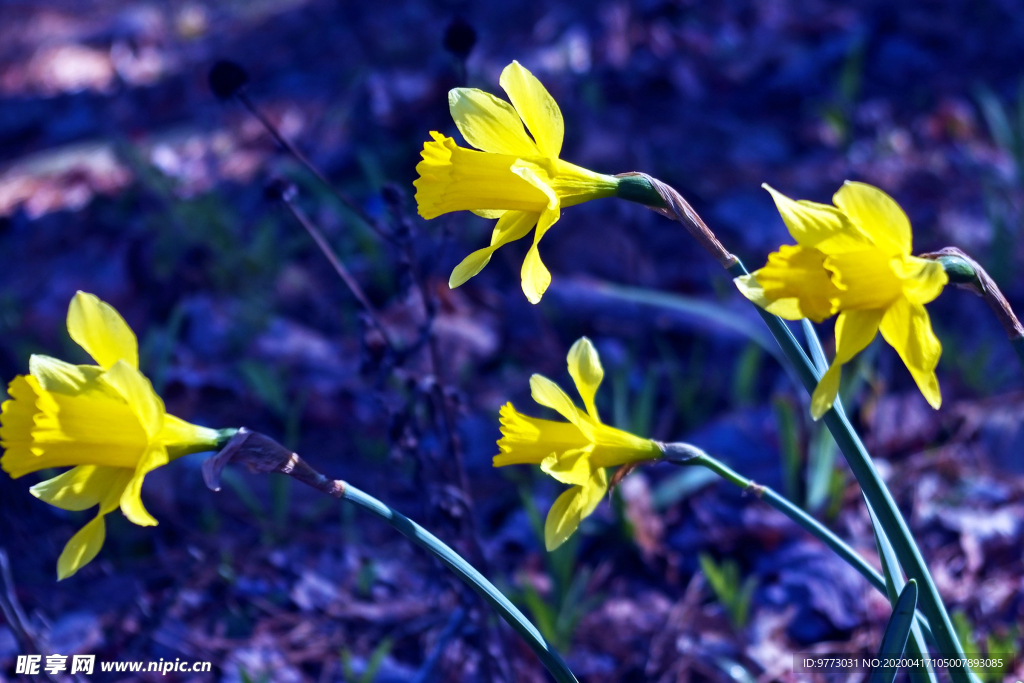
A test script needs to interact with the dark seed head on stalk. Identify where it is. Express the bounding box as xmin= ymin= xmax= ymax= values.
xmin=209 ymin=59 xmax=249 ymax=100
xmin=443 ymin=18 xmax=477 ymax=61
